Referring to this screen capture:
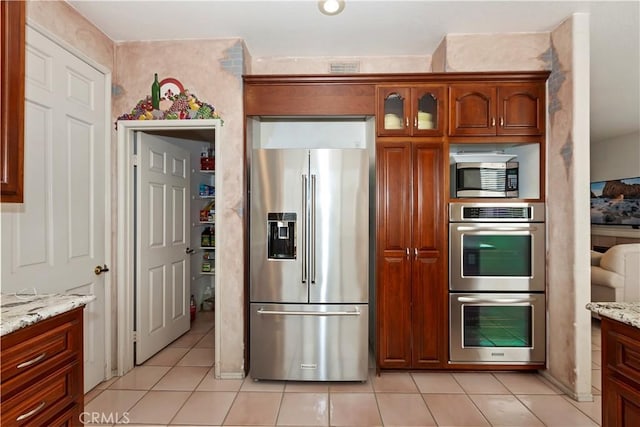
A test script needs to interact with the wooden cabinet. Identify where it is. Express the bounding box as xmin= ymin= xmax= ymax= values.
xmin=1 ymin=308 xmax=84 ymax=426
xmin=449 ymin=82 xmax=545 ymax=136
xmin=377 ymin=85 xmax=445 ymax=137
xmin=1 ymin=0 xmax=26 ymax=203
xmin=601 ymin=317 xmax=640 ymax=427
xmin=243 ymin=75 xmax=375 ymax=116
xmin=244 ymin=71 xmax=549 ymax=373
xmin=376 ymin=141 xmax=444 ymax=368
